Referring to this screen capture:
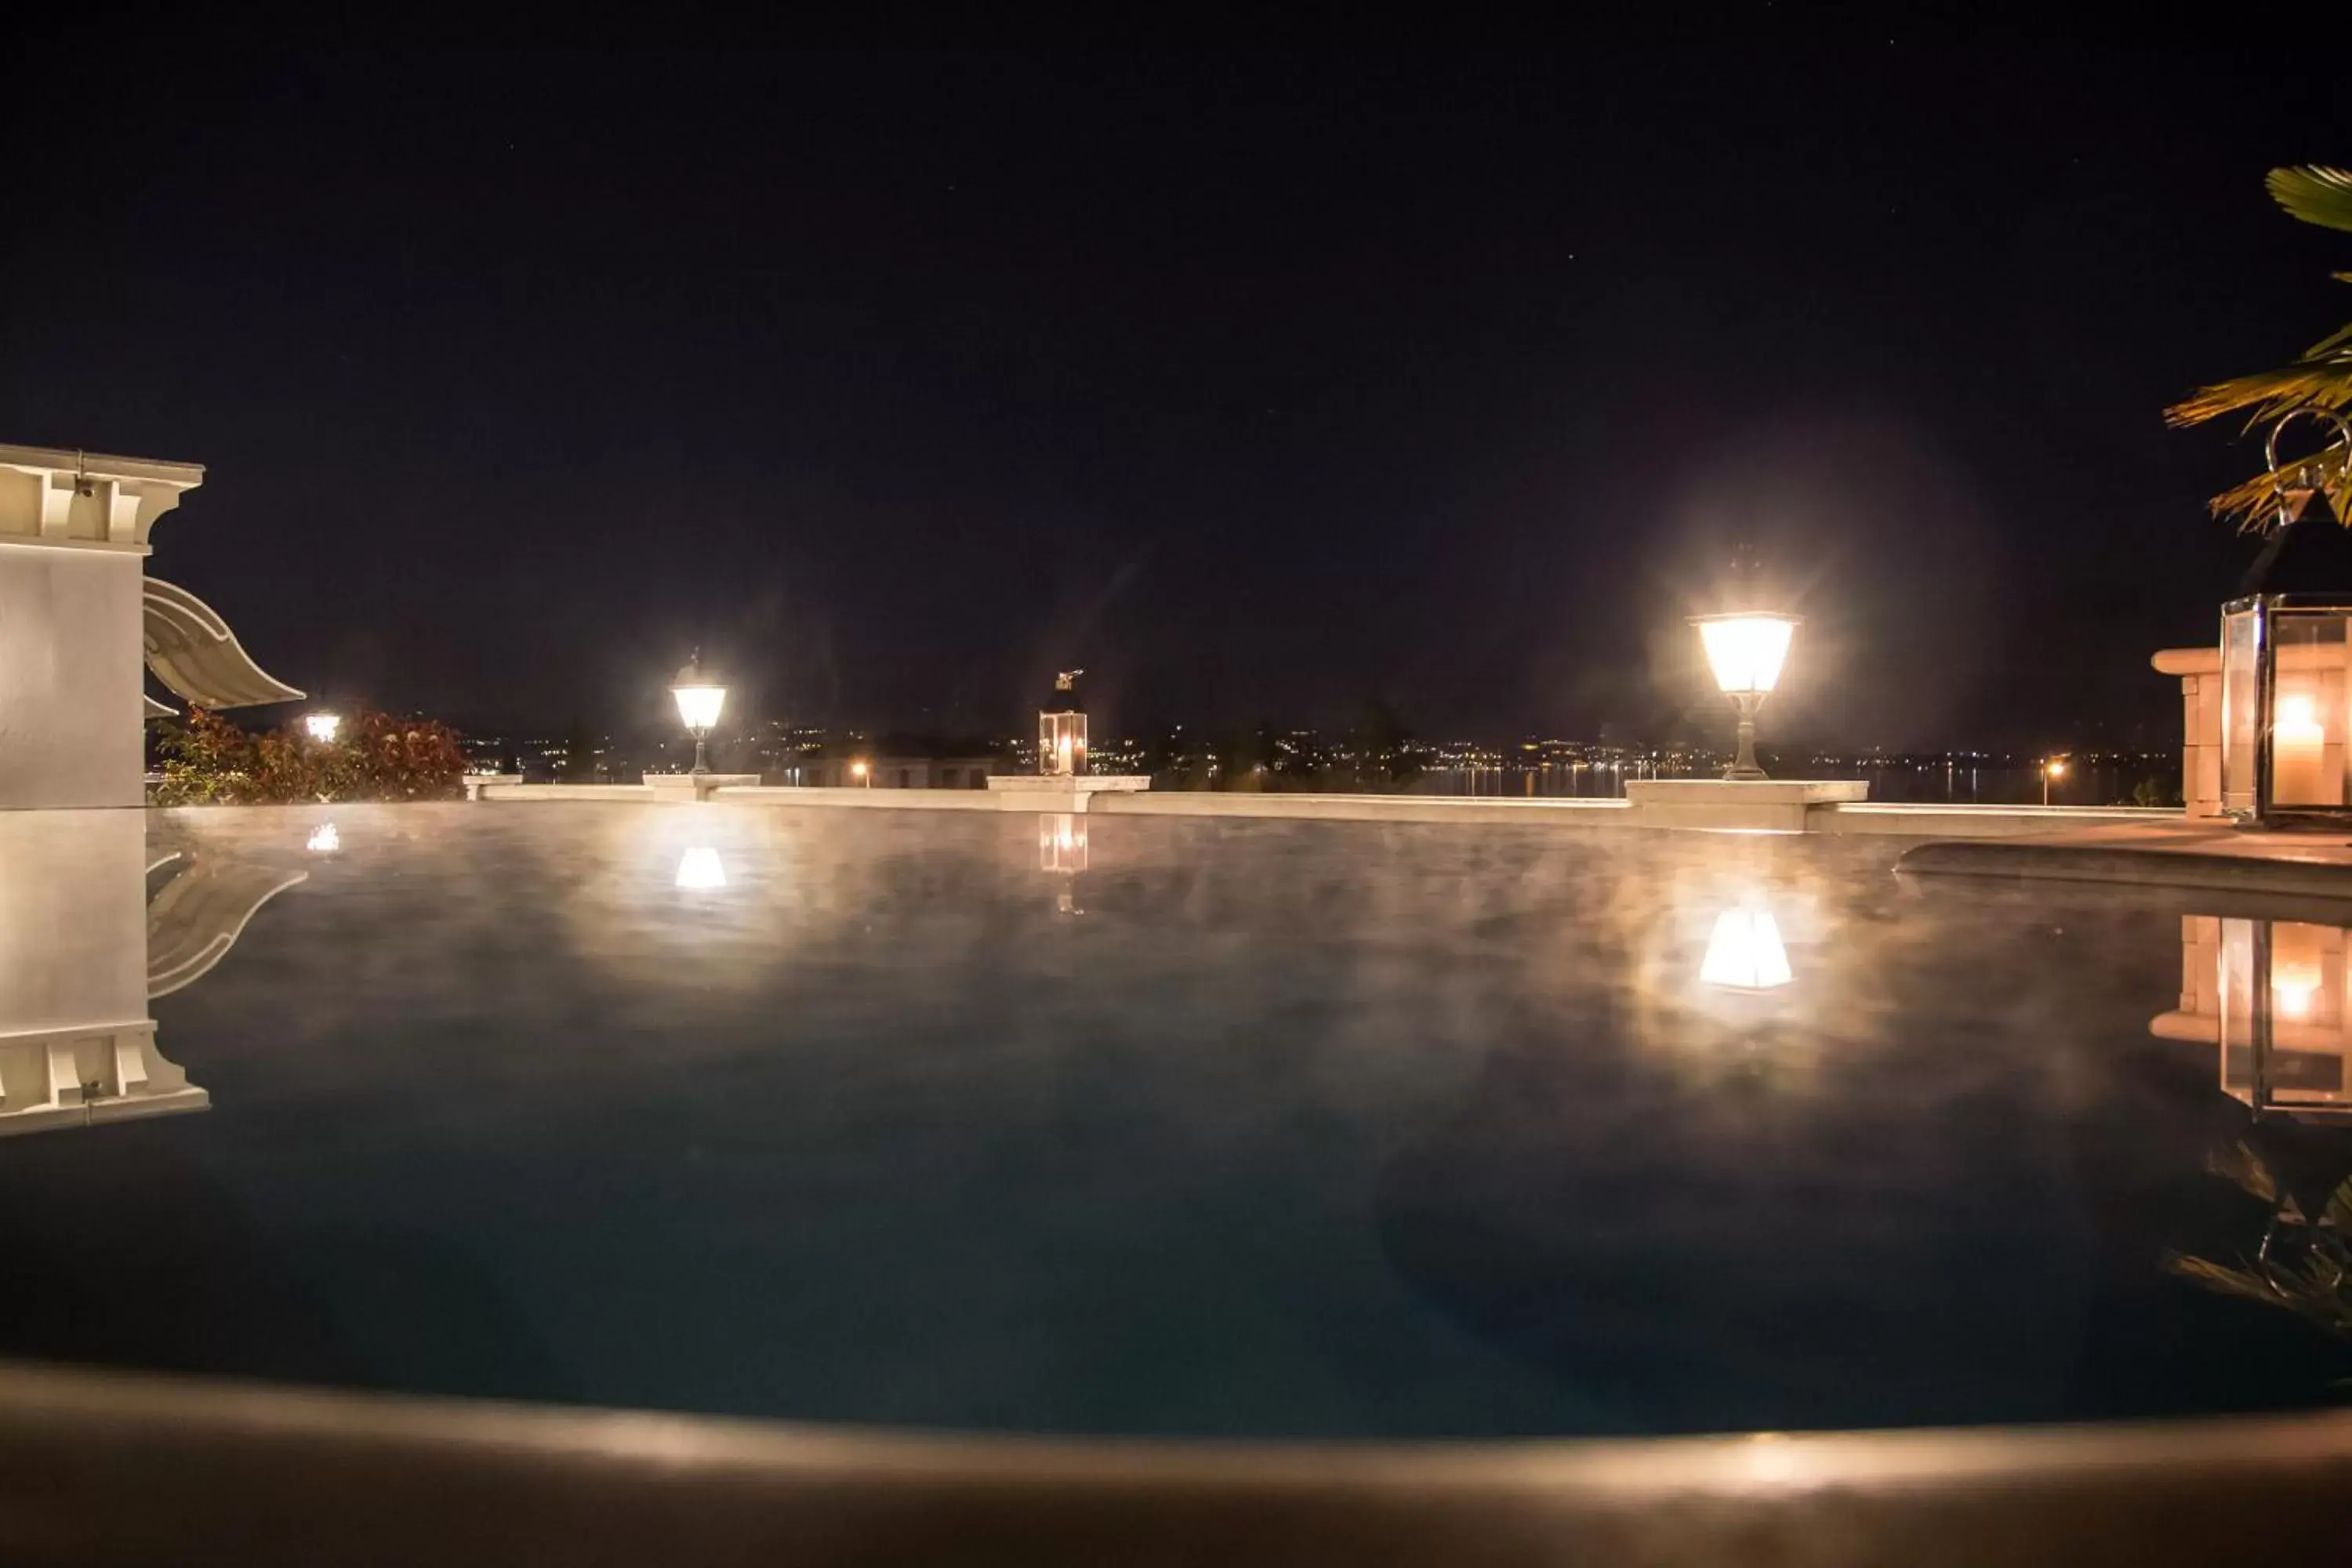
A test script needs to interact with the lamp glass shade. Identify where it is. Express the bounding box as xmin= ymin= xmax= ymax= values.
xmin=1694 ymin=613 xmax=1798 ymax=695
xmin=673 ymin=683 xmax=727 ymax=732
xmin=303 ymin=713 xmax=342 ymax=743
